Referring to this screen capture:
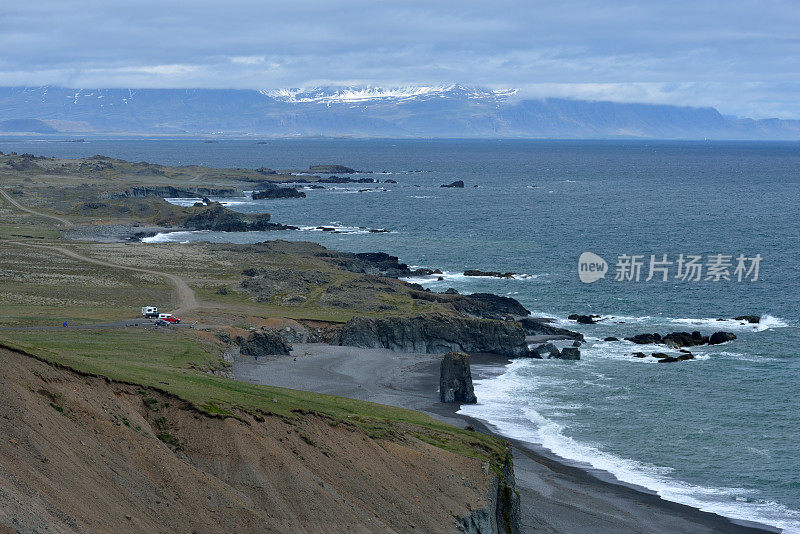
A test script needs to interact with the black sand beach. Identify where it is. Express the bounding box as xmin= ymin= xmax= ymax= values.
xmin=234 ymin=344 xmax=779 ymax=534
